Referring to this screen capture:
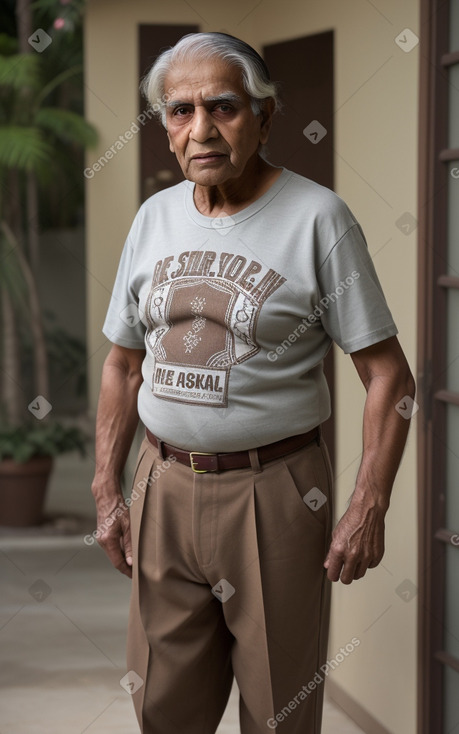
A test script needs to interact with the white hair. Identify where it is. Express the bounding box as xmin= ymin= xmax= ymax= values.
xmin=140 ymin=32 xmax=281 ymax=127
